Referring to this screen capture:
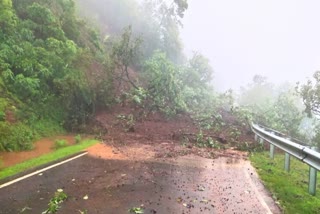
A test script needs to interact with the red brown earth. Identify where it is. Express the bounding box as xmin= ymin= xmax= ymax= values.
xmin=0 ymin=136 xmax=77 ymax=168
xmin=0 ymin=108 xmax=281 ymax=213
